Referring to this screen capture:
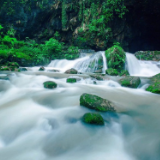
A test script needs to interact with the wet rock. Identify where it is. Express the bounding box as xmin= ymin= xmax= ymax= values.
xmin=94 ymin=69 xmax=102 ymax=73
xmin=105 ymin=45 xmax=125 ymax=71
xmin=80 ymin=93 xmax=116 ymax=112
xmin=19 ymin=67 xmax=27 ymax=71
xmin=146 ymin=73 xmax=160 ymax=94
xmin=106 ymin=68 xmax=119 ymax=76
xmin=43 ymin=81 xmax=57 ymax=89
xmin=66 ymin=78 xmax=77 ymax=83
xmin=119 ymin=76 xmax=141 ymax=88
xmin=65 ymin=68 xmax=78 ymax=74
xmin=90 ymin=74 xmax=104 ymax=80
xmin=48 ymin=69 xmax=60 ymax=72
xmin=82 ymin=113 xmax=104 ymax=125
xmin=119 ymin=70 xmax=130 ymax=76
xmin=39 ymin=66 xmax=45 ymax=71
xmin=0 ymin=75 xmax=9 ymax=80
